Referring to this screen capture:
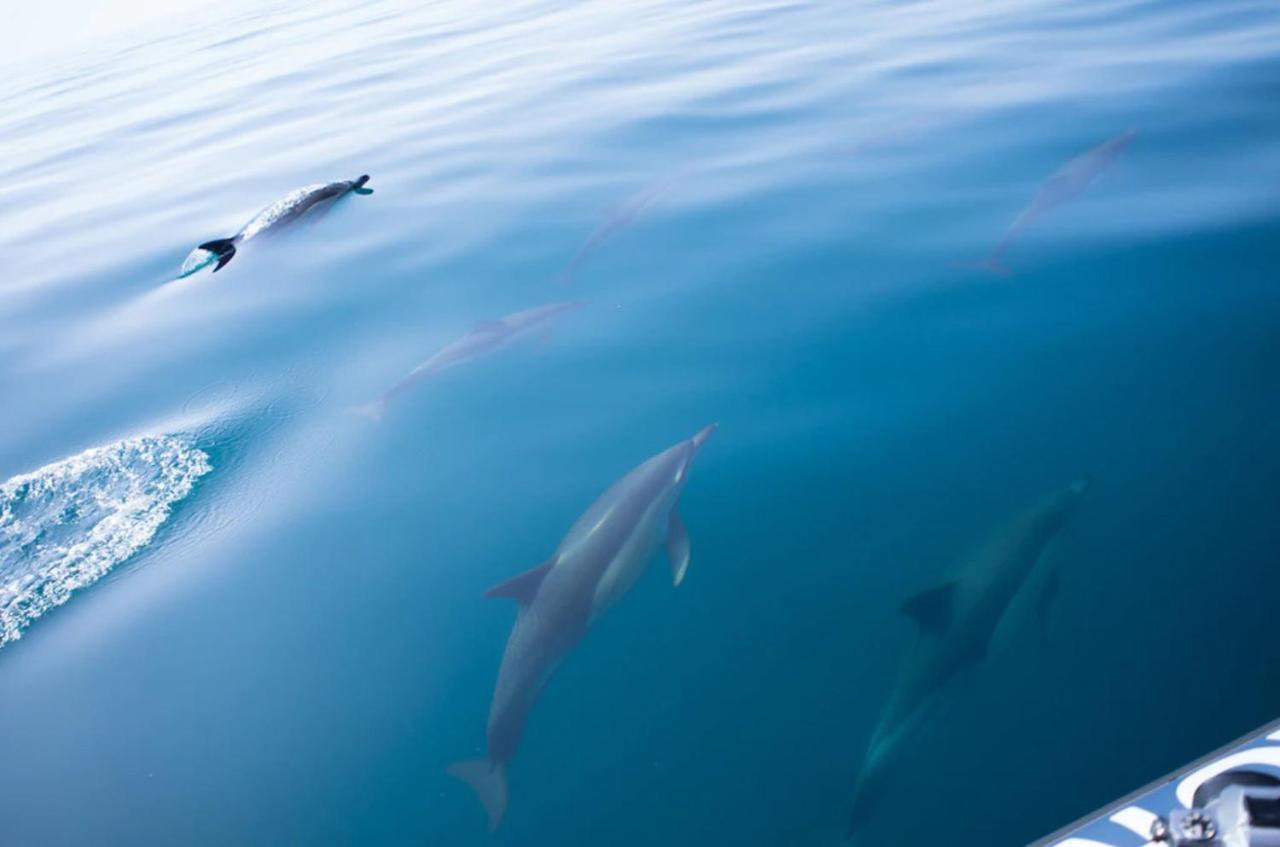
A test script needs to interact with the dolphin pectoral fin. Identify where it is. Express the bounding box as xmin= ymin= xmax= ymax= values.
xmin=353 ymin=187 xmax=374 ymax=195
xmin=447 ymin=759 xmax=508 ymax=832
xmin=900 ymin=580 xmax=959 ymax=636
xmin=484 ymin=558 xmax=555 ymax=607
xmin=666 ymin=509 xmax=691 ymax=586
